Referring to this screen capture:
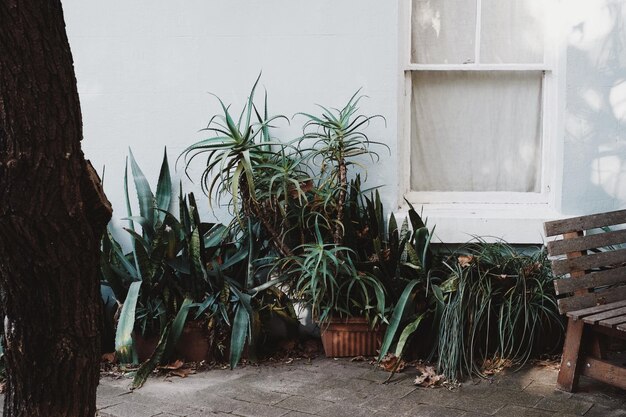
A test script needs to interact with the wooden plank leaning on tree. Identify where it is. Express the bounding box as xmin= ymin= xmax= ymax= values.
xmin=544 ymin=210 xmax=626 ymax=392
